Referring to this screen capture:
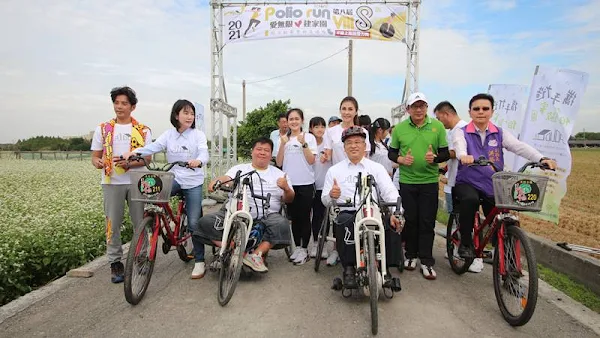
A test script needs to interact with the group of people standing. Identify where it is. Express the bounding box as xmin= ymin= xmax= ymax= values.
xmin=93 ymin=85 xmax=556 ymax=285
